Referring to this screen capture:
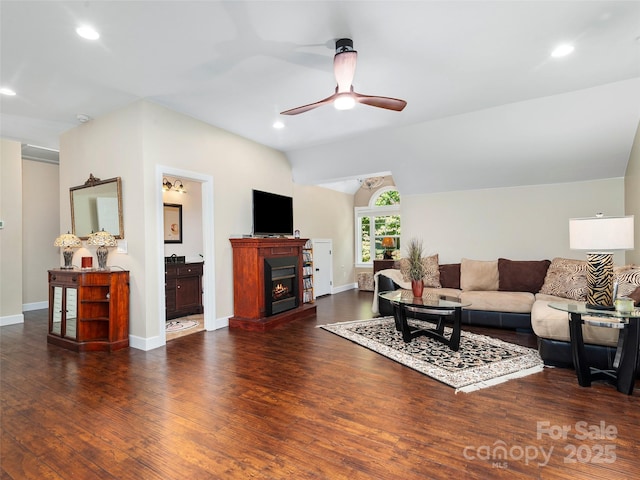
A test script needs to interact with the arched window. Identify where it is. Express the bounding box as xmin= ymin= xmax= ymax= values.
xmin=355 ymin=189 xmax=401 ymax=266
